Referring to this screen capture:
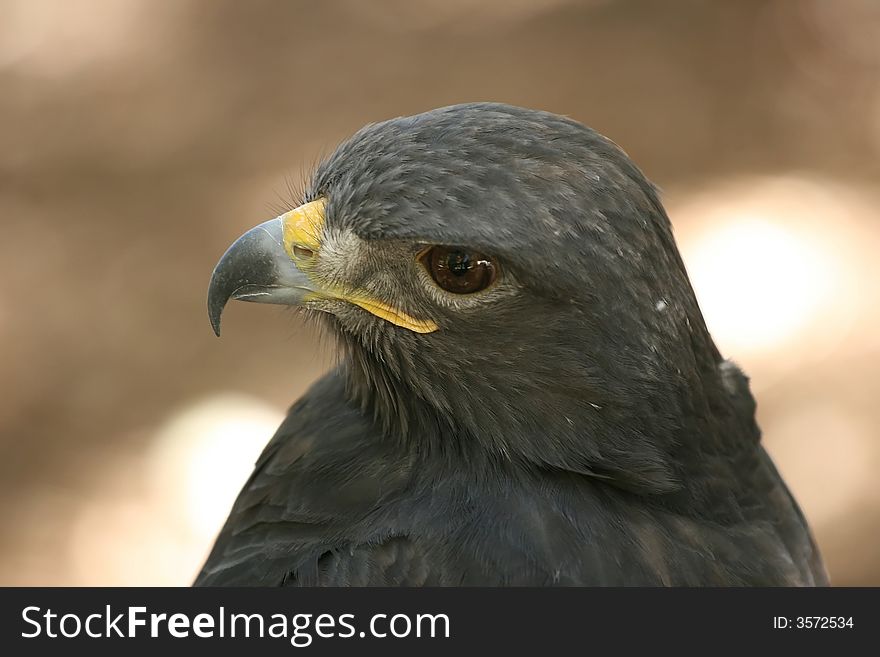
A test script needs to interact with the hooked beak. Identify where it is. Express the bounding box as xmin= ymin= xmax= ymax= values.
xmin=207 ymin=198 xmax=327 ymax=336
xmin=207 ymin=198 xmax=438 ymax=336
xmin=207 ymin=216 xmax=317 ymax=336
